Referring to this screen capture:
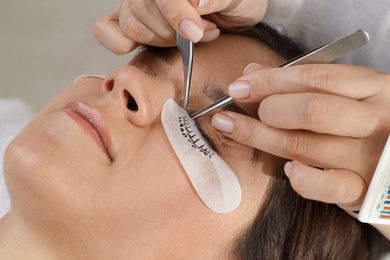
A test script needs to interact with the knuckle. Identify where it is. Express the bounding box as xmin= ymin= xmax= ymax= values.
xmin=130 ymin=0 xmax=151 ymax=17
xmin=240 ymin=121 xmax=262 ymax=146
xmin=125 ymin=20 xmax=152 ymax=43
xmin=159 ymin=1 xmax=177 ymax=13
xmin=285 ymin=133 xmax=309 ymax=158
xmin=304 ymin=95 xmax=329 ymax=127
xmin=302 ymin=65 xmax=329 ymax=92
xmin=262 ymin=72 xmax=277 ymax=96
